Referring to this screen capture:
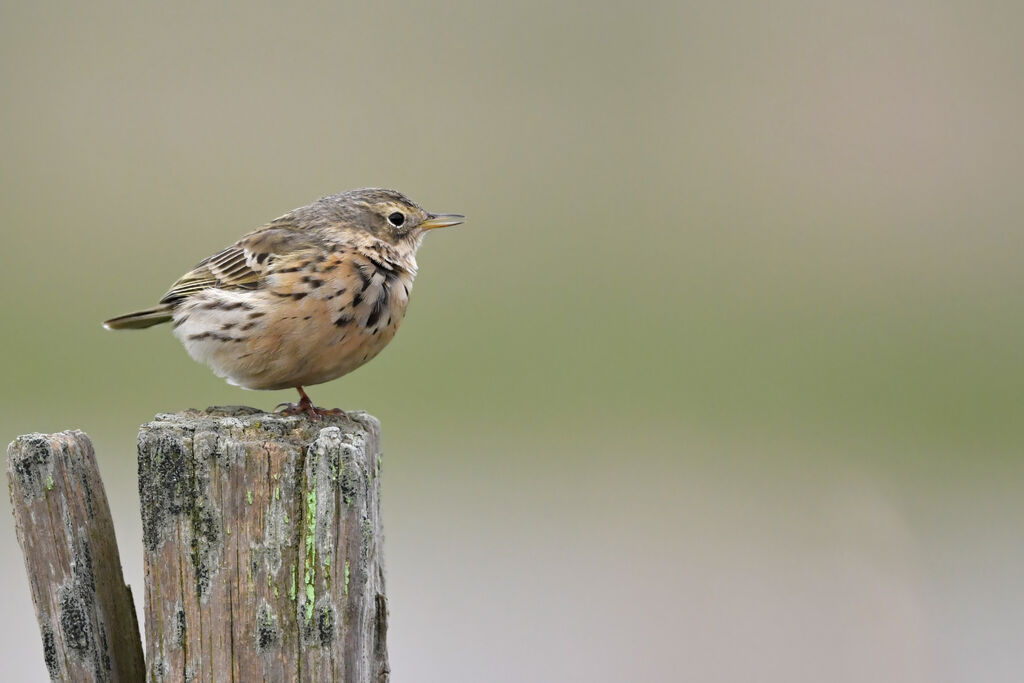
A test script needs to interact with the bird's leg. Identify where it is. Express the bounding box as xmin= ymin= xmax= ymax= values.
xmin=274 ymin=386 xmax=319 ymax=419
xmin=295 ymin=386 xmax=318 ymax=419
